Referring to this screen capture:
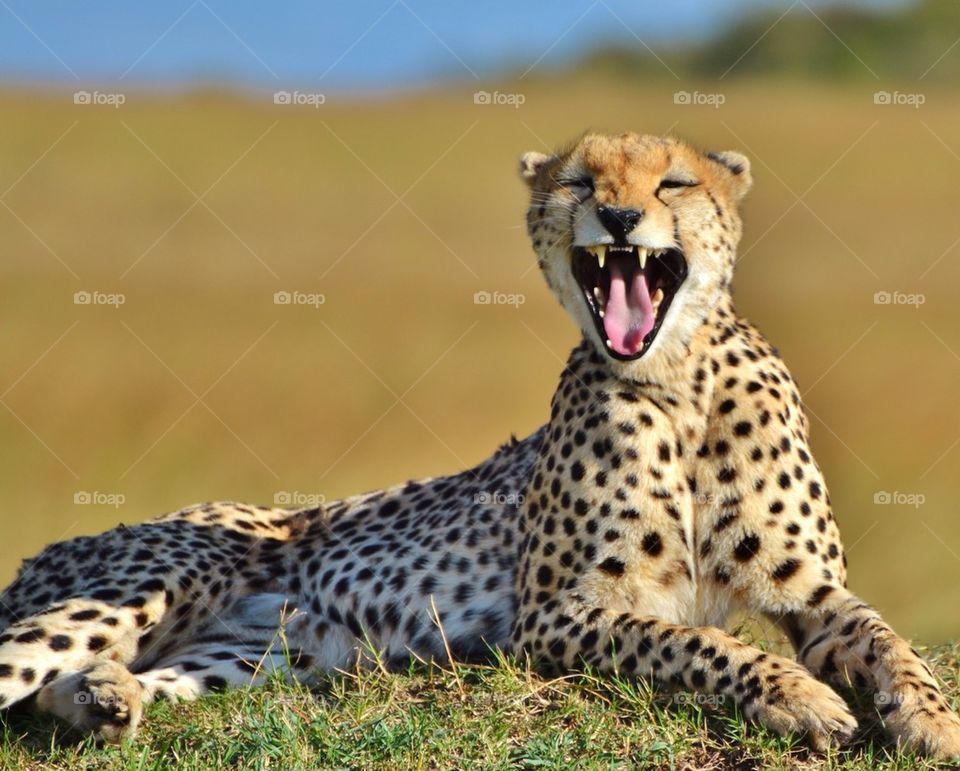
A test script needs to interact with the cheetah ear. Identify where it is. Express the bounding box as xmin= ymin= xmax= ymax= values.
xmin=518 ymin=151 xmax=552 ymax=186
xmin=707 ymin=150 xmax=752 ymax=201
